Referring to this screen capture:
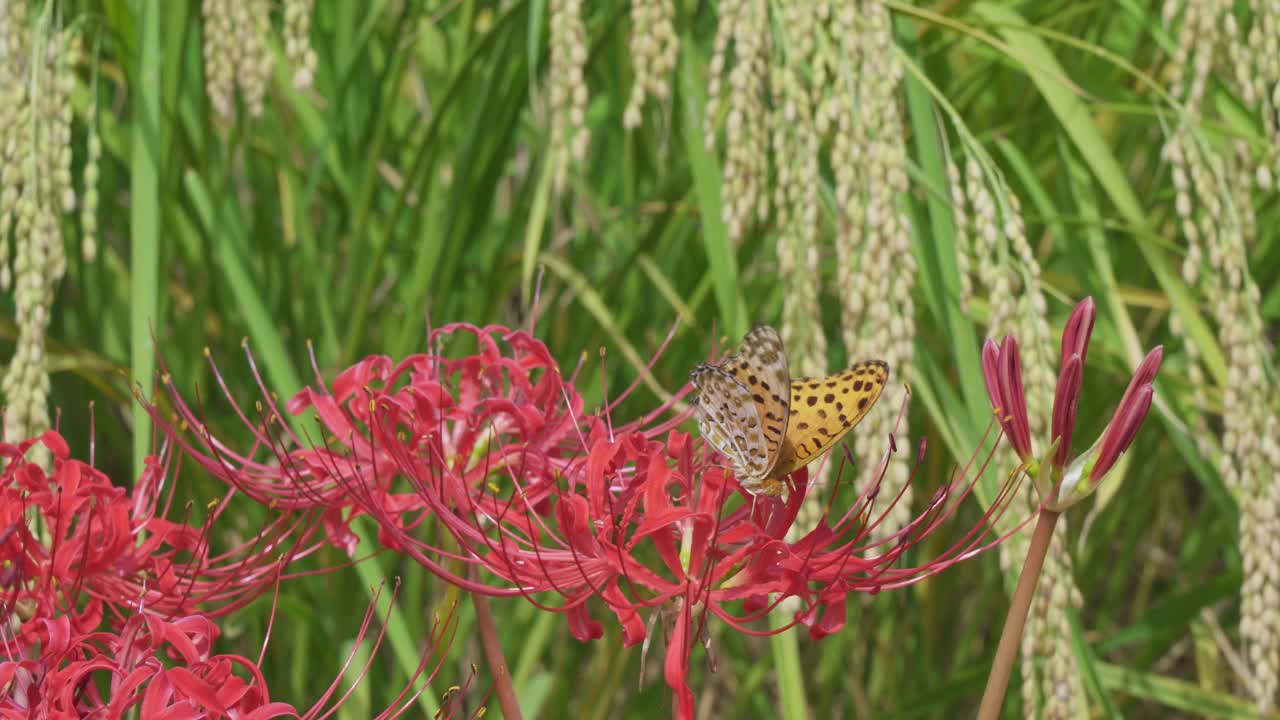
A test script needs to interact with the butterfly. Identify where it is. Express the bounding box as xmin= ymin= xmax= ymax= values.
xmin=689 ymin=325 xmax=889 ymax=496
